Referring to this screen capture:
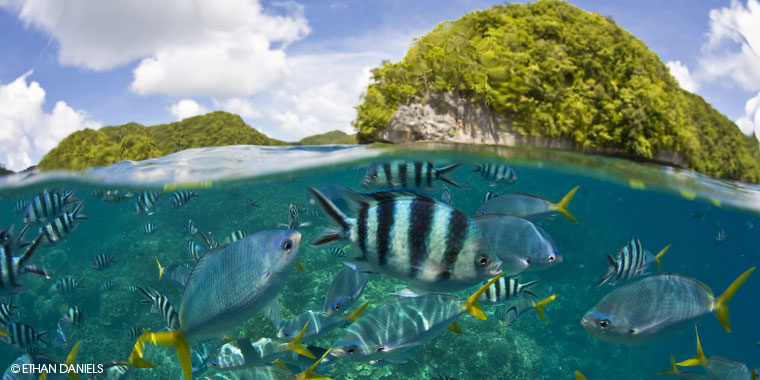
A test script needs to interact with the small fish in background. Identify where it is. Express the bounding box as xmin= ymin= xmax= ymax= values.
xmin=39 ymin=202 xmax=88 ymax=246
xmin=223 ymin=230 xmax=248 ymax=245
xmin=361 ymin=161 xmax=461 ymax=189
xmin=184 ymin=220 xmax=198 ymax=235
xmin=280 ymin=203 xmax=310 ymax=230
xmin=93 ymin=361 xmax=131 ymax=380
xmin=197 ymin=230 xmax=219 ymax=250
xmin=99 ymin=280 xmax=116 ymax=292
xmin=3 ymin=322 xmax=47 ymax=349
xmin=92 ymin=253 xmax=116 ymax=270
xmin=187 ymin=240 xmax=205 ymax=261
xmin=23 ymin=189 xmax=77 ymax=224
xmin=441 ymin=185 xmax=452 ymax=205
xmin=471 ymin=163 xmax=517 ymax=185
xmin=125 ymin=285 xmax=138 ymax=294
xmin=55 ymin=276 xmax=83 ymax=294
xmin=479 ymin=276 xmax=539 ymax=306
xmin=245 ymin=198 xmax=260 ymax=211
xmin=323 ymin=266 xmax=369 ymax=317
xmin=673 ymin=328 xmax=757 ymax=380
xmin=163 ymin=264 xmax=191 ymax=288
xmin=127 ymin=327 xmax=145 ymax=340
xmin=309 ymin=208 xmax=324 ymax=218
xmin=329 ymin=247 xmax=346 ymax=258
xmin=64 ymin=306 xmax=84 ymax=327
xmin=291 ymin=202 xmax=308 ymax=213
xmin=744 ymin=220 xmax=754 ymax=230
xmin=0 ymin=298 xmax=18 ymax=326
xmin=484 ymin=191 xmax=500 ymax=203
xmin=137 ymin=286 xmax=180 ymax=330
xmin=11 ymin=200 xmax=28 ymax=214
xmin=170 ymin=190 xmax=199 ymax=208
xmin=691 ymin=207 xmax=713 ymax=222
xmin=229 ymin=219 xmax=238 ymax=227
xmin=714 ymin=227 xmax=727 ymax=242
xmin=134 ymin=191 xmax=160 ymax=215
xmin=94 ymin=189 xmax=135 ymax=204
xmin=594 ymin=239 xmax=670 ymax=287
xmin=142 ymin=223 xmax=160 ymax=235
xmin=494 ymin=296 xmax=557 ymax=327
